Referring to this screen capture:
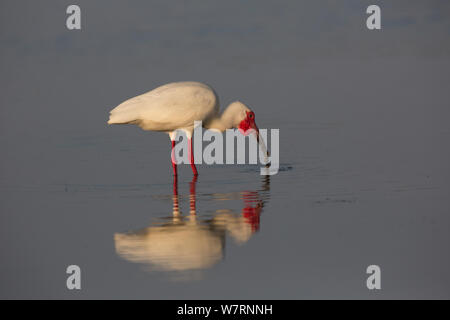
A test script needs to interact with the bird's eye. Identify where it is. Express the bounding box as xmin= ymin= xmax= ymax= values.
xmin=249 ymin=113 xmax=254 ymax=119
